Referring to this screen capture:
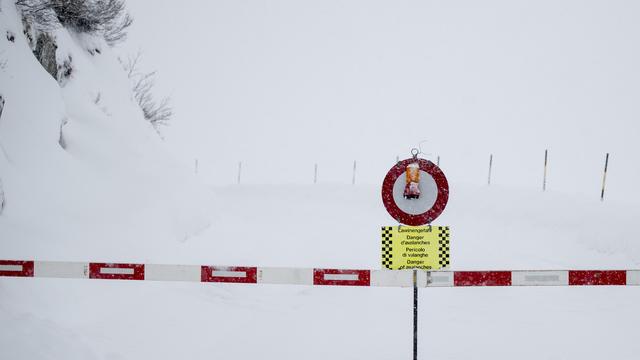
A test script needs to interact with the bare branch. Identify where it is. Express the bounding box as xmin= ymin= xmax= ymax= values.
xmin=122 ymin=54 xmax=173 ymax=132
